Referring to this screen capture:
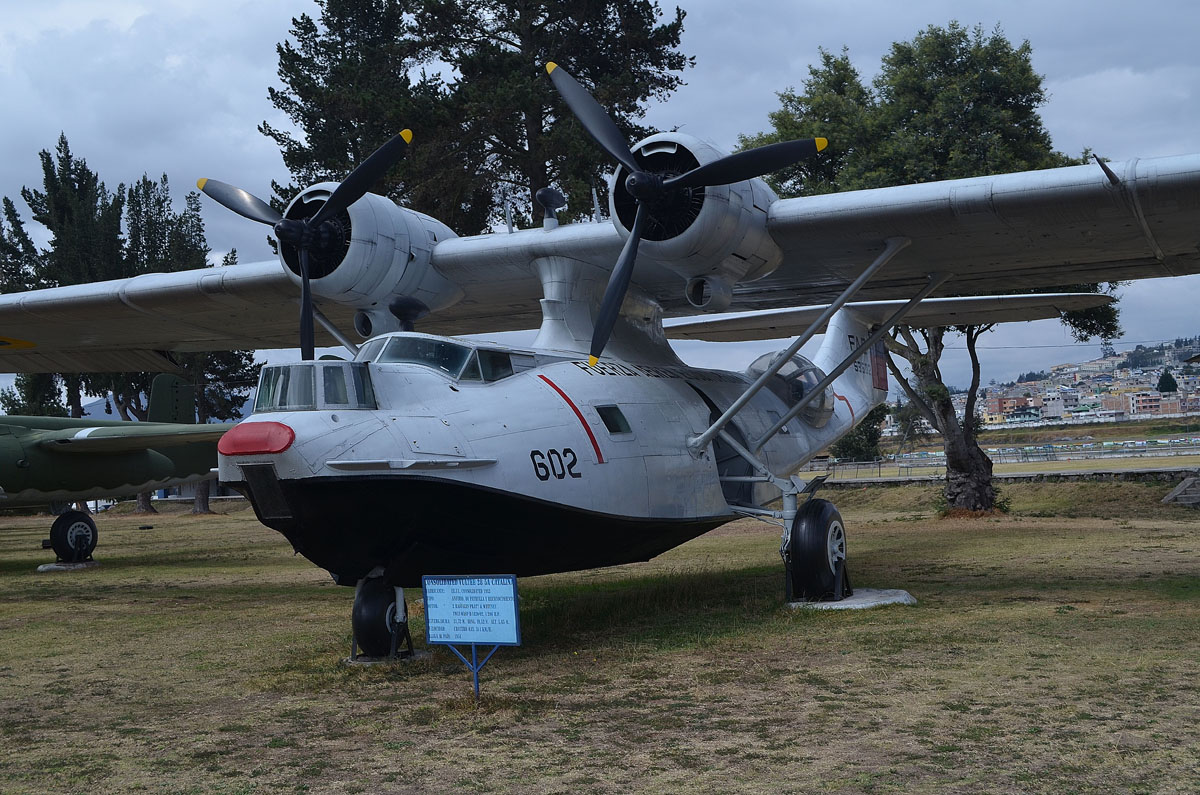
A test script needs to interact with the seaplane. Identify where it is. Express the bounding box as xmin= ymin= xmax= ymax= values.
xmin=2 ymin=64 xmax=1198 ymax=656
